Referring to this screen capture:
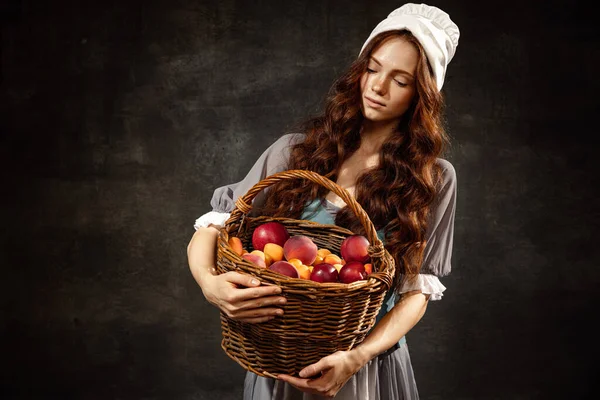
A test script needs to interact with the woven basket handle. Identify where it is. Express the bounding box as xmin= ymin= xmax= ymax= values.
xmin=226 ymin=170 xmax=386 ymax=258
